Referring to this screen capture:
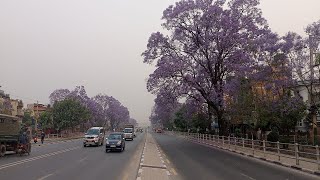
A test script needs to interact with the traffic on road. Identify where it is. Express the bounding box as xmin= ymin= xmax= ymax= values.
xmin=1 ymin=0 xmax=320 ymax=180
xmin=1 ymin=127 xmax=319 ymax=180
xmin=0 ymin=128 xmax=145 ymax=180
